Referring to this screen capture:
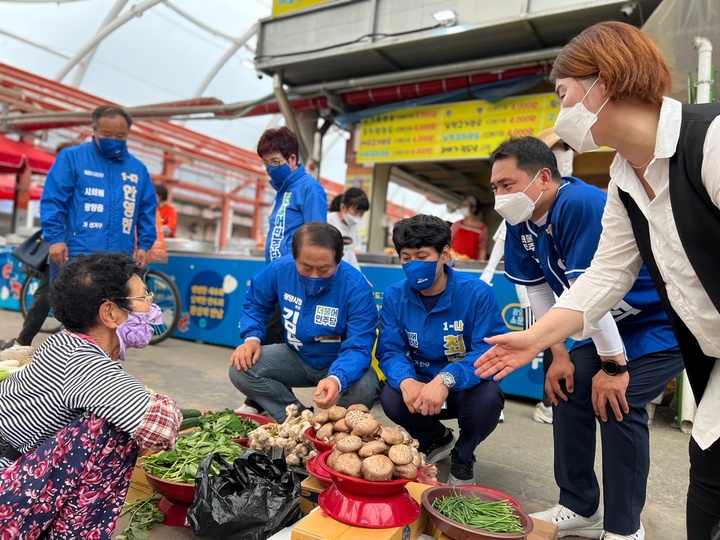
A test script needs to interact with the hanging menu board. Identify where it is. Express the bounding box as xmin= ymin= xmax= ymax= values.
xmin=357 ymin=93 xmax=561 ymax=163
